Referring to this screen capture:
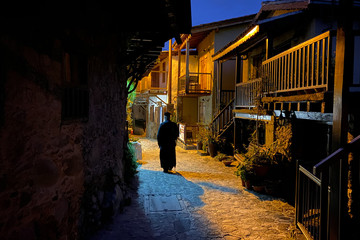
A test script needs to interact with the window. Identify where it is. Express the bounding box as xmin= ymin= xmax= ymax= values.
xmin=61 ymin=52 xmax=89 ymax=122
